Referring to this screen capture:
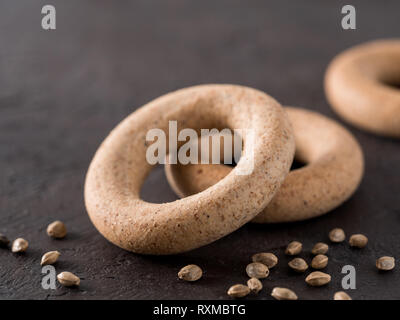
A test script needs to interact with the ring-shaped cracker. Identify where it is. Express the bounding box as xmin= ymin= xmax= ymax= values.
xmin=165 ymin=107 xmax=364 ymax=223
xmin=325 ymin=39 xmax=400 ymax=138
xmin=85 ymin=85 xmax=295 ymax=254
